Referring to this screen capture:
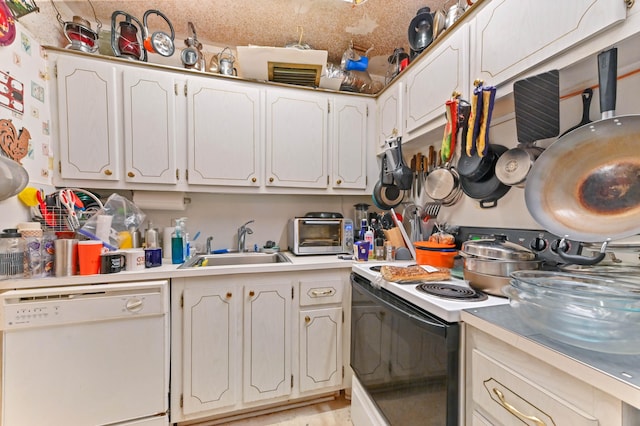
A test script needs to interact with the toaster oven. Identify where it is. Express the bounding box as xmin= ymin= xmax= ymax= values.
xmin=288 ymin=215 xmax=354 ymax=255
